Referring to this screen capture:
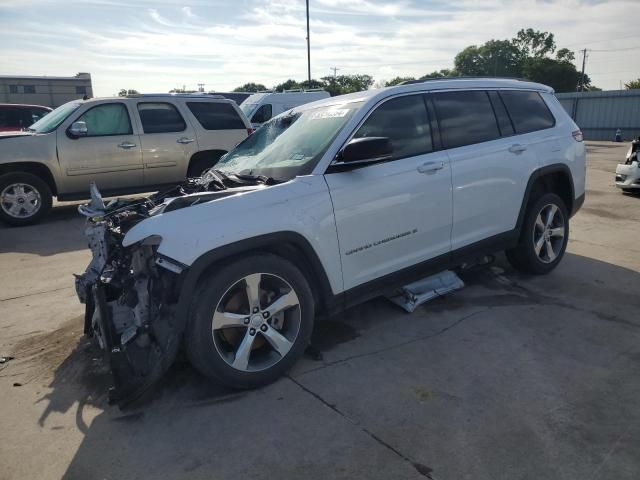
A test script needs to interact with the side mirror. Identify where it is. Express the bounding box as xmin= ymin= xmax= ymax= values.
xmin=68 ymin=121 xmax=88 ymax=138
xmin=338 ymin=137 xmax=393 ymax=164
